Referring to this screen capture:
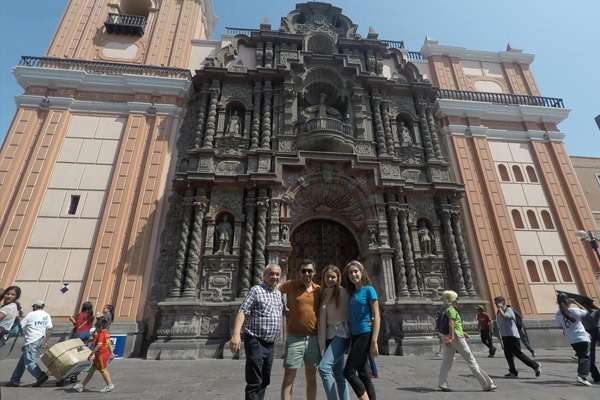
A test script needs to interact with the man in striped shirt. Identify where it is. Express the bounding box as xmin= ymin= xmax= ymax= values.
xmin=230 ymin=264 xmax=283 ymax=400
